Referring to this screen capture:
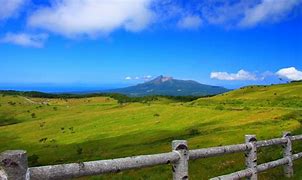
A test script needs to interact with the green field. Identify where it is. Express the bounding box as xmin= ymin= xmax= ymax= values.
xmin=1 ymin=82 xmax=302 ymax=179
